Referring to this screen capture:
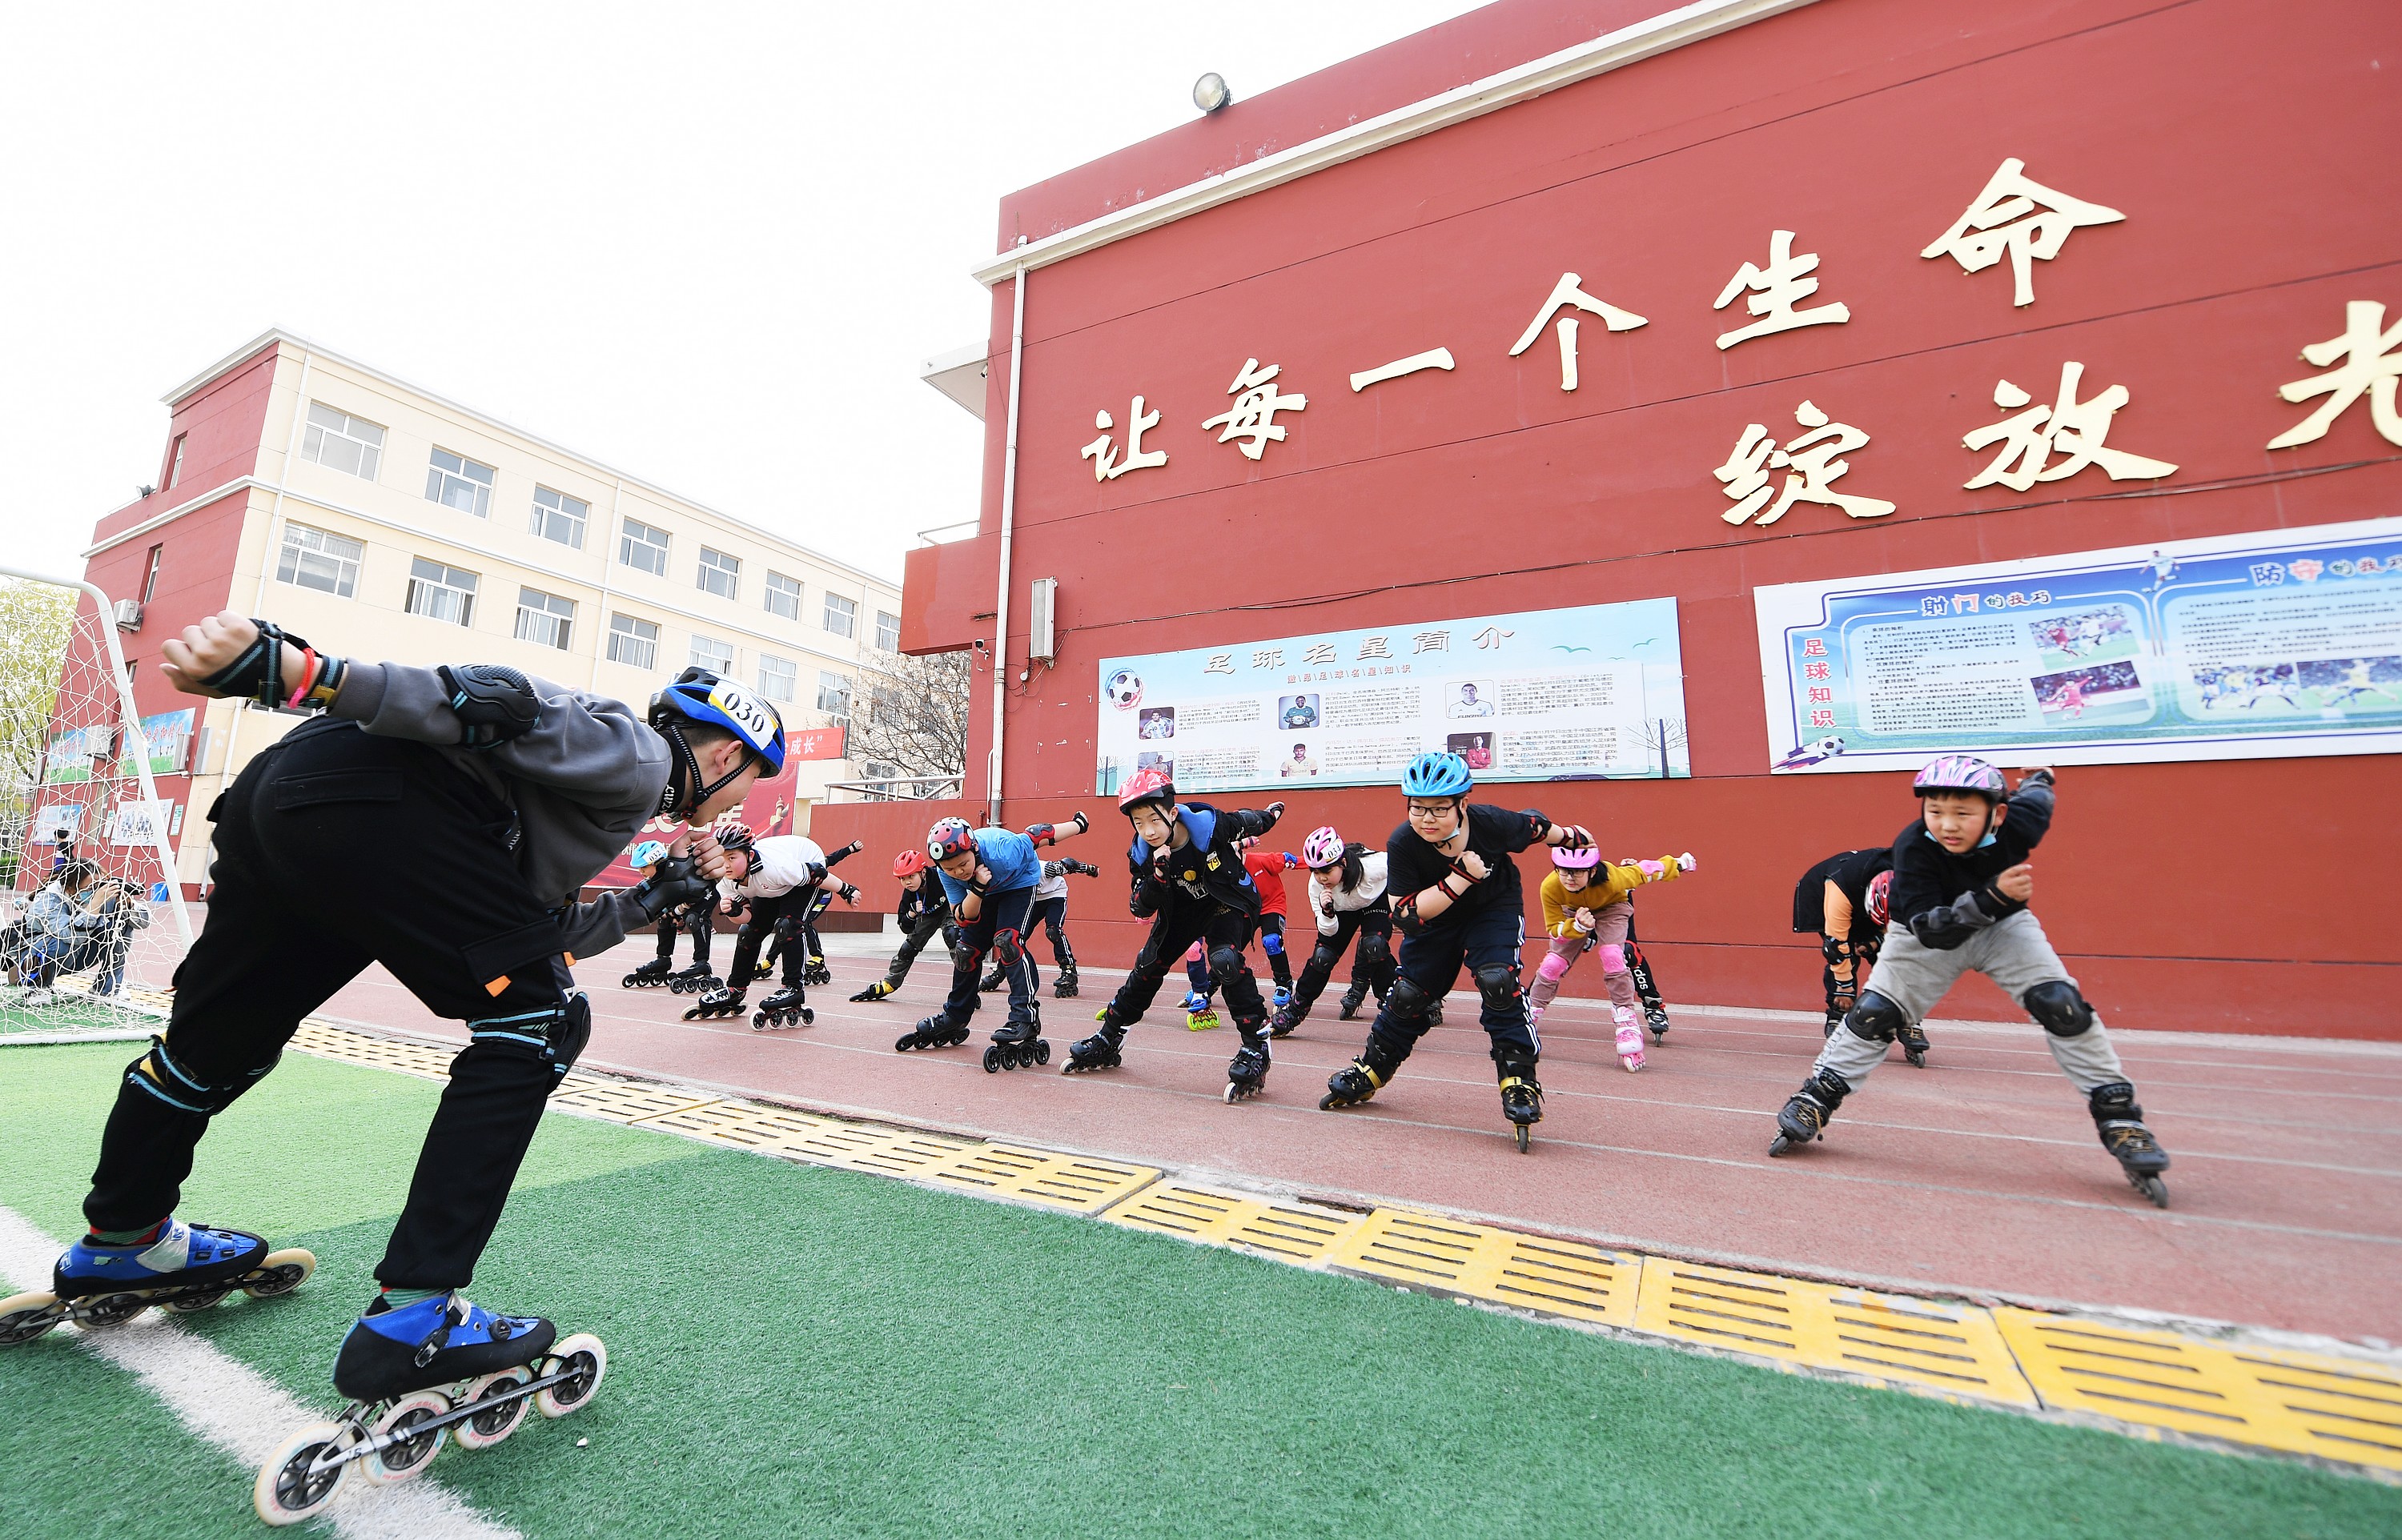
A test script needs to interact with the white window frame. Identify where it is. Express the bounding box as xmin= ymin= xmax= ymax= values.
xmin=689 ymin=632 xmax=735 ymax=674
xmin=764 ymin=571 xmax=801 ymax=621
xmin=514 ymin=587 xmax=576 ymax=651
xmin=697 ymin=547 xmax=741 ymax=602
xmin=530 ymin=486 xmax=589 ymax=550
xmin=426 ymin=447 xmax=495 ymax=518
xmin=874 ymin=609 xmax=901 ymax=652
xmin=620 ymin=517 xmax=669 ymax=575
xmin=821 ymin=590 xmax=858 ymax=639
xmin=757 ymin=653 xmax=797 ymax=702
xmin=816 ymin=669 xmax=851 ymax=720
xmin=275 ymin=522 xmax=363 ymax=598
xmin=299 ymin=402 xmax=384 ymax=480
xmin=607 ymin=612 xmax=659 ymax=670
xmin=405 ymin=556 xmax=479 ymax=628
